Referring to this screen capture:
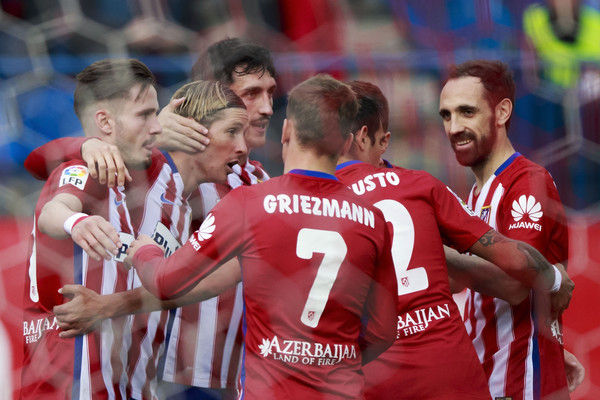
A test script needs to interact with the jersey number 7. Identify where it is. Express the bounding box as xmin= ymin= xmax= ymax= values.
xmin=297 ymin=228 xmax=347 ymax=328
